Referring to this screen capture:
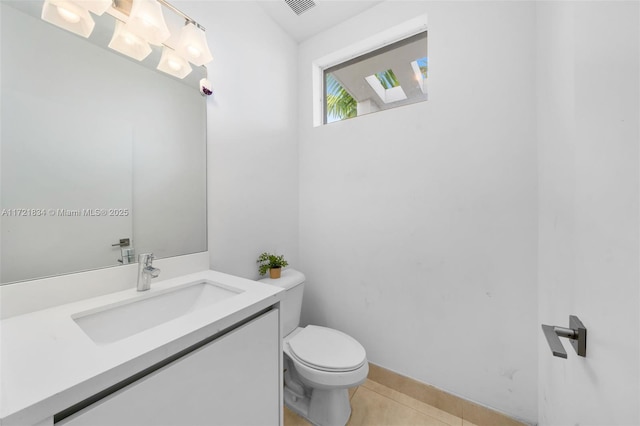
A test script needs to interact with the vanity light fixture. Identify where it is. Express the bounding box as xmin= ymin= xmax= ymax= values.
xmin=108 ymin=20 xmax=152 ymax=61
xmin=40 ymin=0 xmax=212 ymax=82
xmin=125 ymin=0 xmax=171 ymax=46
xmin=176 ymin=22 xmax=213 ymax=66
xmin=157 ymin=46 xmax=192 ymax=79
xmin=41 ymin=0 xmax=95 ymax=38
